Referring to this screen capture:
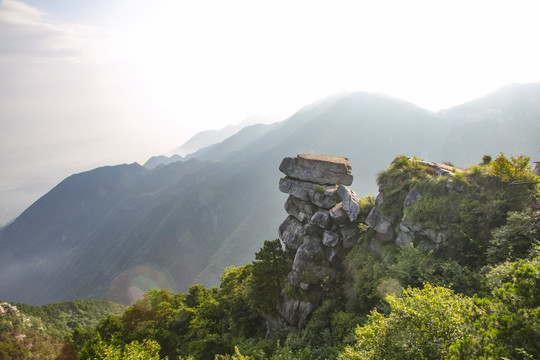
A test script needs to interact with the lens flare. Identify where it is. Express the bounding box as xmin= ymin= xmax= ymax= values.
xmin=107 ymin=264 xmax=175 ymax=304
